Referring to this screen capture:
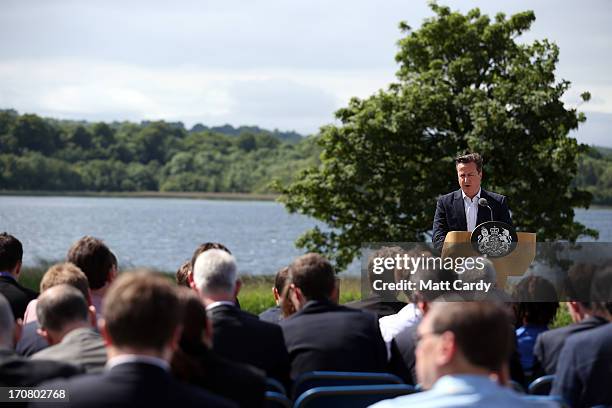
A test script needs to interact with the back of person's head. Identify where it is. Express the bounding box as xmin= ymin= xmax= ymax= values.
xmin=564 ymin=263 xmax=597 ymax=308
xmin=67 ymin=236 xmax=115 ymax=290
xmin=192 ymin=249 xmax=237 ymax=296
xmin=103 ymin=271 xmax=181 ymax=351
xmin=367 ymin=246 xmax=409 ymax=297
xmin=512 ymin=275 xmax=559 ymax=326
xmin=176 ymin=287 xmax=208 ymax=347
xmin=428 ymin=302 xmax=512 ymax=371
xmin=36 ymin=284 xmax=89 ymax=333
xmin=190 ymin=242 xmax=232 ymax=269
xmin=590 ymin=264 xmax=612 ymax=316
xmin=40 ymin=262 xmax=90 ymax=301
xmin=176 ymin=260 xmax=192 ymax=288
xmin=408 ymin=253 xmax=455 ymax=303
xmin=456 ymin=257 xmax=497 ymax=300
xmin=274 ymin=266 xmax=290 ymax=295
xmin=0 ymin=232 xmax=23 ymax=272
xmin=0 ymin=293 xmax=15 ymax=347
xmin=288 ymin=253 xmax=335 ymax=301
